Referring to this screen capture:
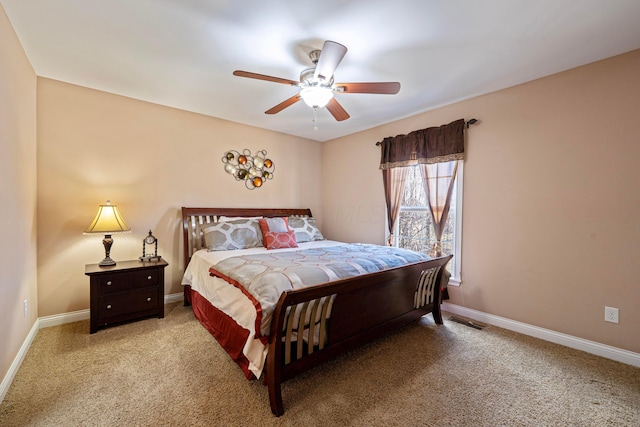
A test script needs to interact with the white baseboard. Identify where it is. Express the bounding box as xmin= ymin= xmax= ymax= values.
xmin=164 ymin=292 xmax=184 ymax=304
xmin=0 ymin=318 xmax=40 ymax=403
xmin=442 ymin=302 xmax=640 ymax=368
xmin=37 ymin=292 xmax=184 ymax=329
xmin=0 ymin=293 xmax=184 ymax=403
xmin=38 ymin=308 xmax=90 ymax=328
